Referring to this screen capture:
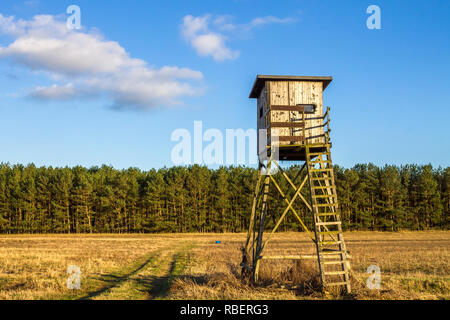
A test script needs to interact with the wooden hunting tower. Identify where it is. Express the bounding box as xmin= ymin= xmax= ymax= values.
xmin=242 ymin=75 xmax=351 ymax=294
